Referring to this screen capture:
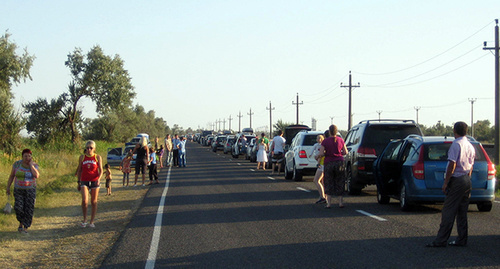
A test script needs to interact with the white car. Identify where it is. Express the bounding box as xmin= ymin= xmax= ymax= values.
xmin=284 ymin=131 xmax=324 ymax=181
